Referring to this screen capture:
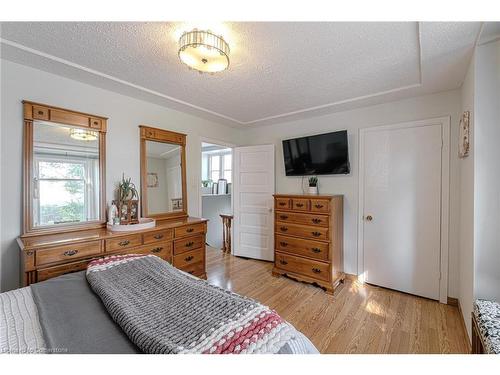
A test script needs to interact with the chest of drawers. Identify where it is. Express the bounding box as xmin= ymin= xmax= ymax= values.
xmin=18 ymin=217 xmax=208 ymax=285
xmin=272 ymin=194 xmax=344 ymax=294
